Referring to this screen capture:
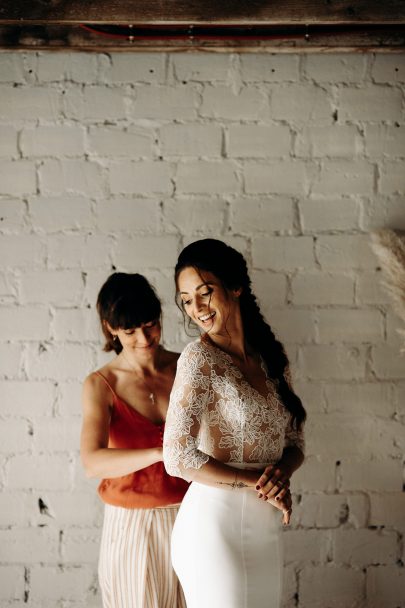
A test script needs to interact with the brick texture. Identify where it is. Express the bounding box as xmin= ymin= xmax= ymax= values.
xmin=0 ymin=50 xmax=404 ymax=608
